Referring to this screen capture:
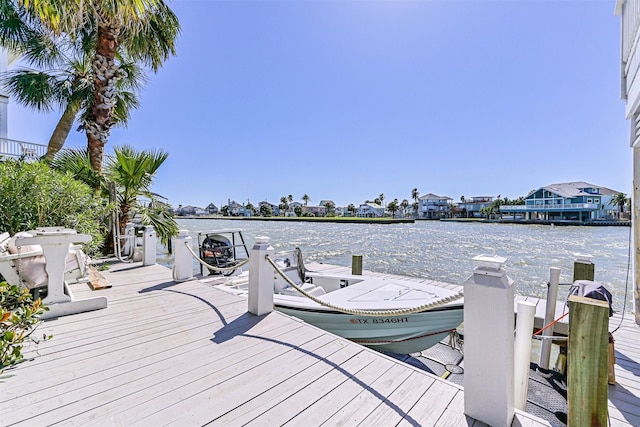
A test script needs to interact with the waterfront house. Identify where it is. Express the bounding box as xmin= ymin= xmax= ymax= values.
xmin=458 ymin=196 xmax=494 ymax=218
xmin=259 ymin=201 xmax=280 ymax=216
xmin=318 ymin=200 xmax=335 ymax=207
xmin=227 ymin=200 xmax=252 ymax=217
xmin=205 ymin=203 xmax=218 ymax=215
xmin=302 ymin=205 xmax=327 ymax=216
xmin=499 ymin=182 xmax=619 ymax=222
xmin=418 ymin=193 xmax=452 ymax=219
xmin=357 ymin=202 xmax=384 ymax=218
xmin=175 ymin=205 xmax=197 ymax=216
